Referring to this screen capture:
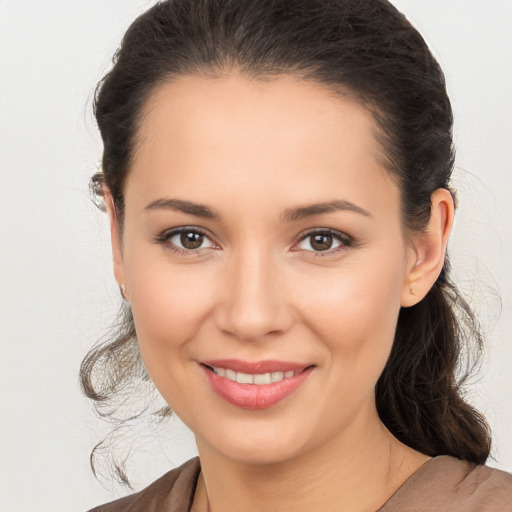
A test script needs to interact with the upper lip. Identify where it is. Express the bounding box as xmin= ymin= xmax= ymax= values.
xmin=201 ymin=359 xmax=312 ymax=374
